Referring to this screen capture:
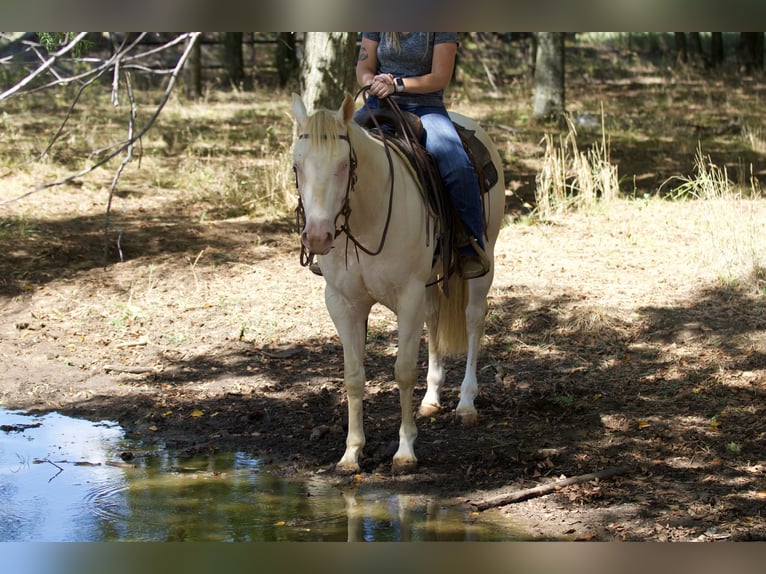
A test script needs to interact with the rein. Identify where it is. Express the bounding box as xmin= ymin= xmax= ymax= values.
xmin=294 ymin=87 xmax=398 ymax=267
